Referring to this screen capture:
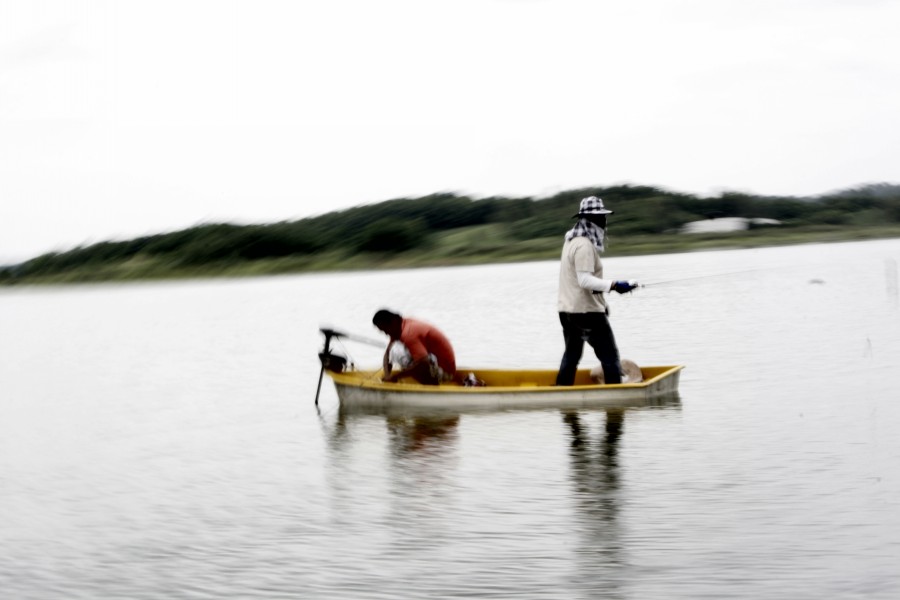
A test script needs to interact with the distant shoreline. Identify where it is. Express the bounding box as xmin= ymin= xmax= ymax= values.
xmin=4 ymin=225 xmax=900 ymax=287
